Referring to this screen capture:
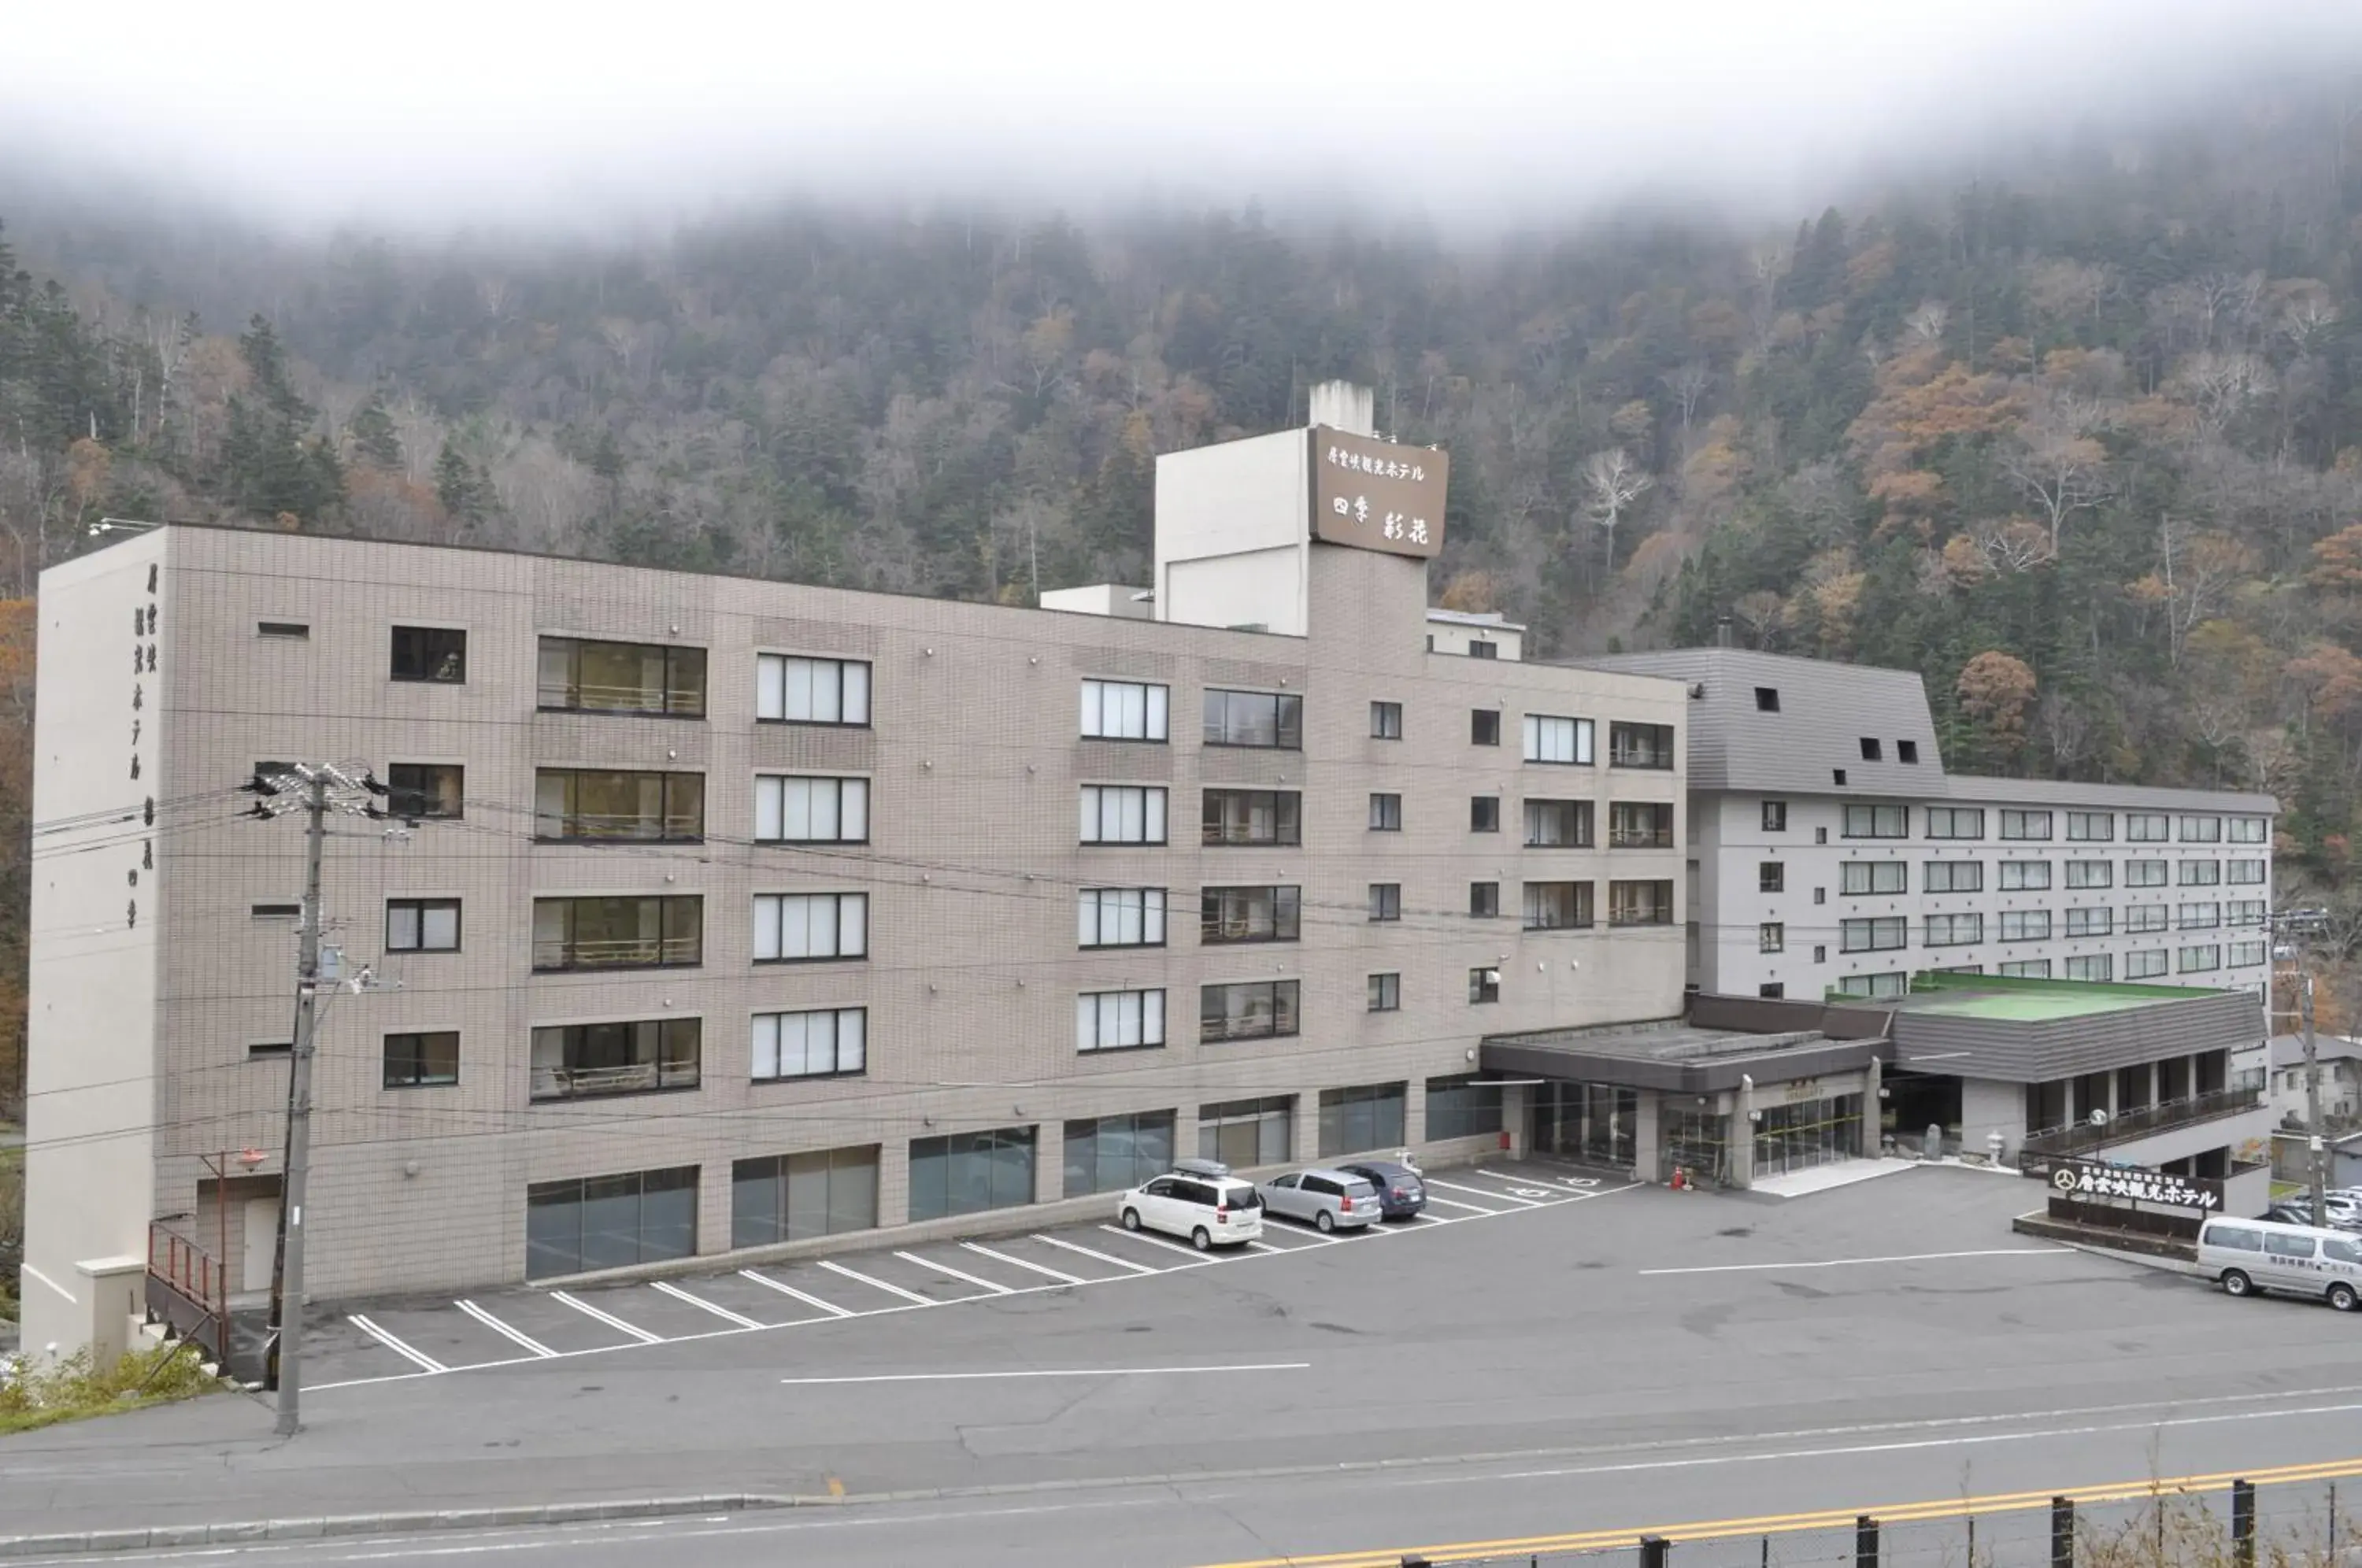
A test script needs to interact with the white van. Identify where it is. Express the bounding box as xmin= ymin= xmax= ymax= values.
xmin=1115 ymin=1159 xmax=1265 ymax=1251
xmin=2197 ymin=1216 xmax=2362 ymax=1311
